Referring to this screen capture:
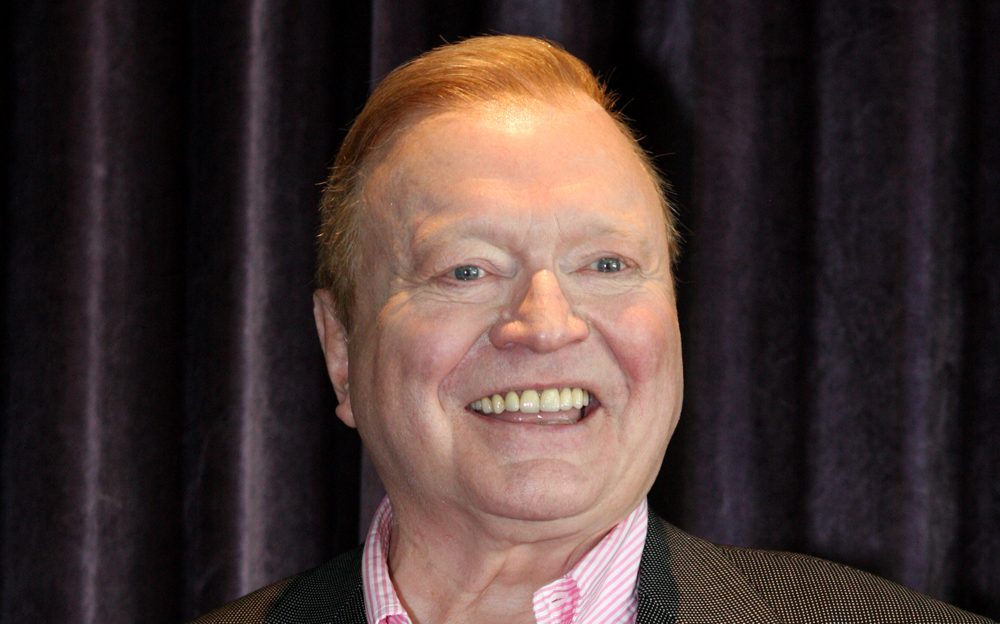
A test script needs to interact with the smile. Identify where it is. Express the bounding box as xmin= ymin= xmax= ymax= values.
xmin=467 ymin=387 xmax=595 ymax=424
